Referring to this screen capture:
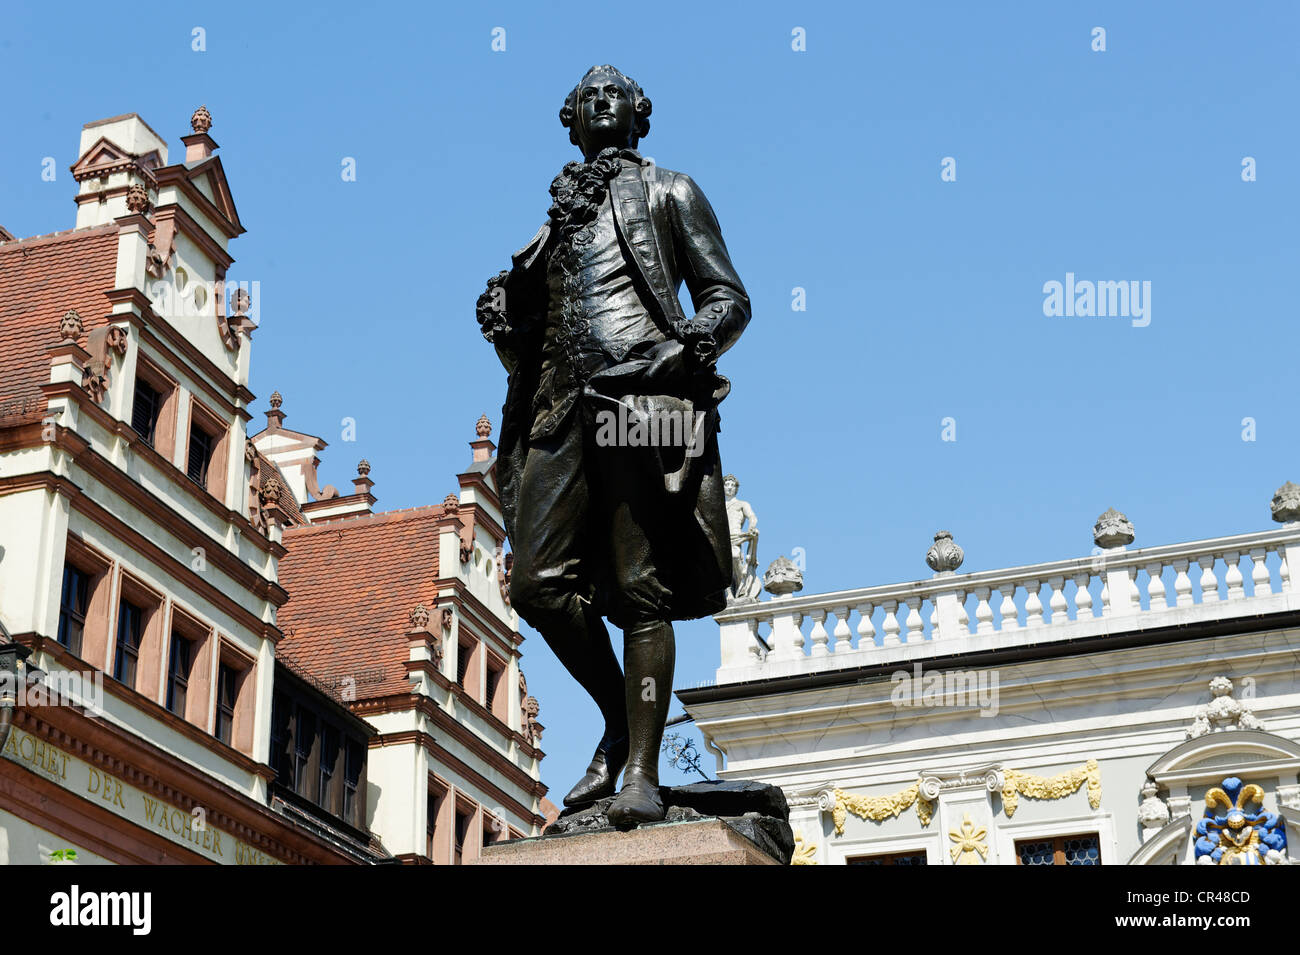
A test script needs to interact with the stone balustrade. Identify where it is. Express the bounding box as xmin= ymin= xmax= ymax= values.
xmin=714 ymin=518 xmax=1300 ymax=683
